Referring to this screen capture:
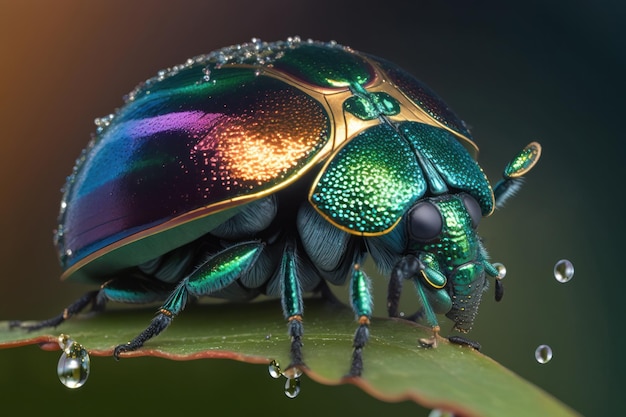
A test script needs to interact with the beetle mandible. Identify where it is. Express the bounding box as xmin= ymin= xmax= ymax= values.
xmin=12 ymin=37 xmax=541 ymax=377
